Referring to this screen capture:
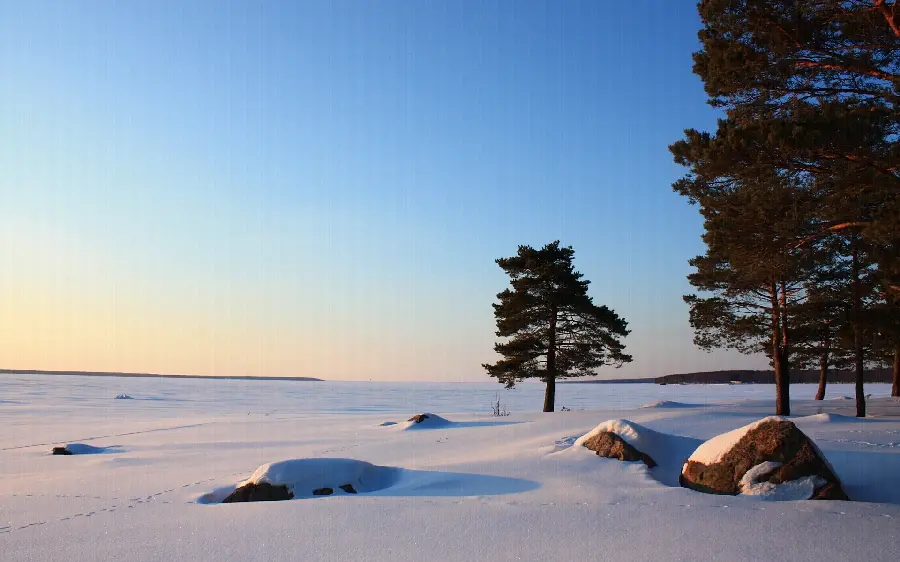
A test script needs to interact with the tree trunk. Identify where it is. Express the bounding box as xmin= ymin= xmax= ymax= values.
xmin=892 ymin=345 xmax=899 ymax=398
xmin=852 ymin=241 xmax=866 ymax=418
xmin=779 ymin=280 xmax=791 ymax=414
xmin=543 ymin=375 xmax=556 ymax=413
xmin=544 ymin=304 xmax=558 ymax=413
xmin=771 ymin=282 xmax=789 ymax=416
xmin=815 ymin=349 xmax=829 ymax=401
